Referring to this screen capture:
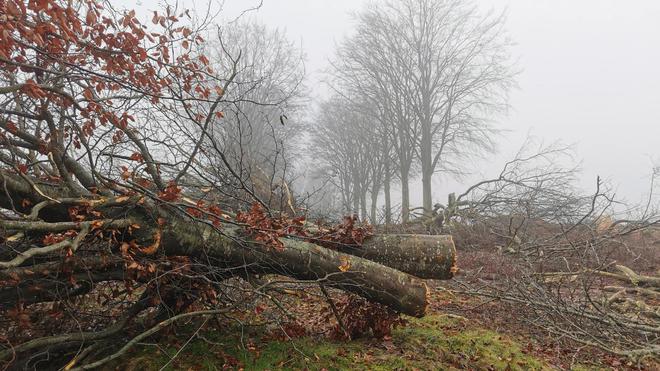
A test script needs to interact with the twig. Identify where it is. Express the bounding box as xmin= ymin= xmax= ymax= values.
xmin=319 ymin=284 xmax=349 ymax=339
